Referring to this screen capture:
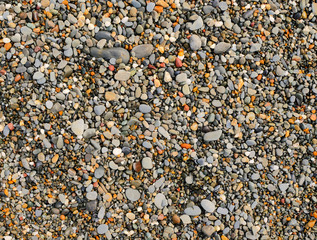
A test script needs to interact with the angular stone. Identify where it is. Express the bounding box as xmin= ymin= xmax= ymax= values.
xmin=214 ymin=42 xmax=231 ymax=54
xmin=204 ymin=130 xmax=222 ymax=141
